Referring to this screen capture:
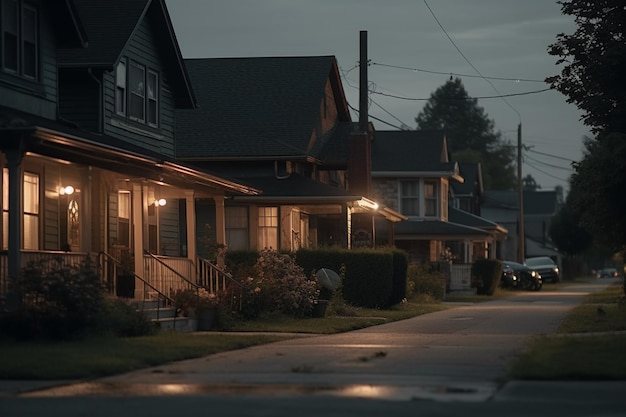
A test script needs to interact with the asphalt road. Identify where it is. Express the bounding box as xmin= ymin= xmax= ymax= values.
xmin=2 ymin=277 xmax=625 ymax=417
